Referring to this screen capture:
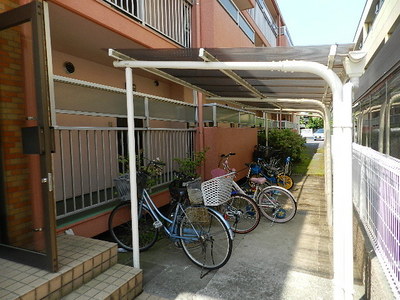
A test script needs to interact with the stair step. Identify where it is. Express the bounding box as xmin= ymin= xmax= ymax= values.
xmin=61 ymin=264 xmax=142 ymax=300
xmin=0 ymin=234 xmax=121 ymax=299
